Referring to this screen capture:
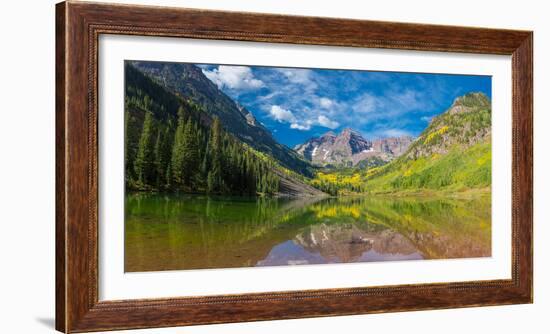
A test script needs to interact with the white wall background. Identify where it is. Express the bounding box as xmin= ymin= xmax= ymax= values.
xmin=0 ymin=0 xmax=547 ymax=333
